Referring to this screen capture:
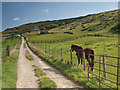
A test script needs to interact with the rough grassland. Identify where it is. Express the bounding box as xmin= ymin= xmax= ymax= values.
xmin=2 ymin=37 xmax=21 ymax=88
